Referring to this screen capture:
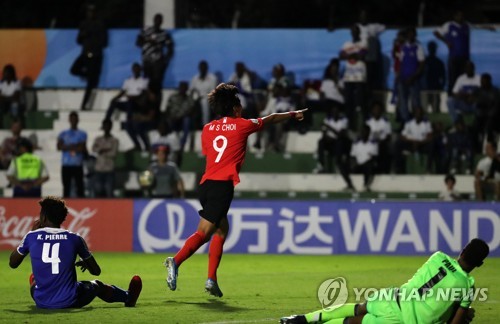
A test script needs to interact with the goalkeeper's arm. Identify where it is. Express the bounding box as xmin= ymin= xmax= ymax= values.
xmin=449 ymin=307 xmax=475 ymax=324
